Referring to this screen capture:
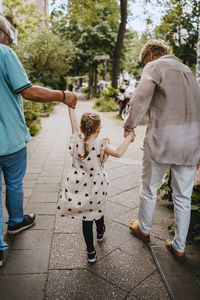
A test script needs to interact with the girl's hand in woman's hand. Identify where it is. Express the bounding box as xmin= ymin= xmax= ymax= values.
xmin=128 ymin=130 xmax=135 ymax=142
